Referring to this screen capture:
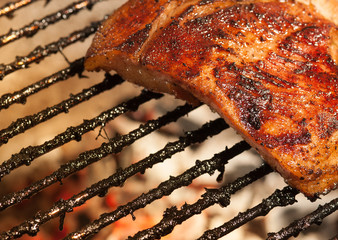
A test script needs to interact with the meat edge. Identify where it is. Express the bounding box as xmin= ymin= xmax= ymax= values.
xmin=85 ymin=52 xmax=201 ymax=105
xmin=85 ymin=52 xmax=337 ymax=198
